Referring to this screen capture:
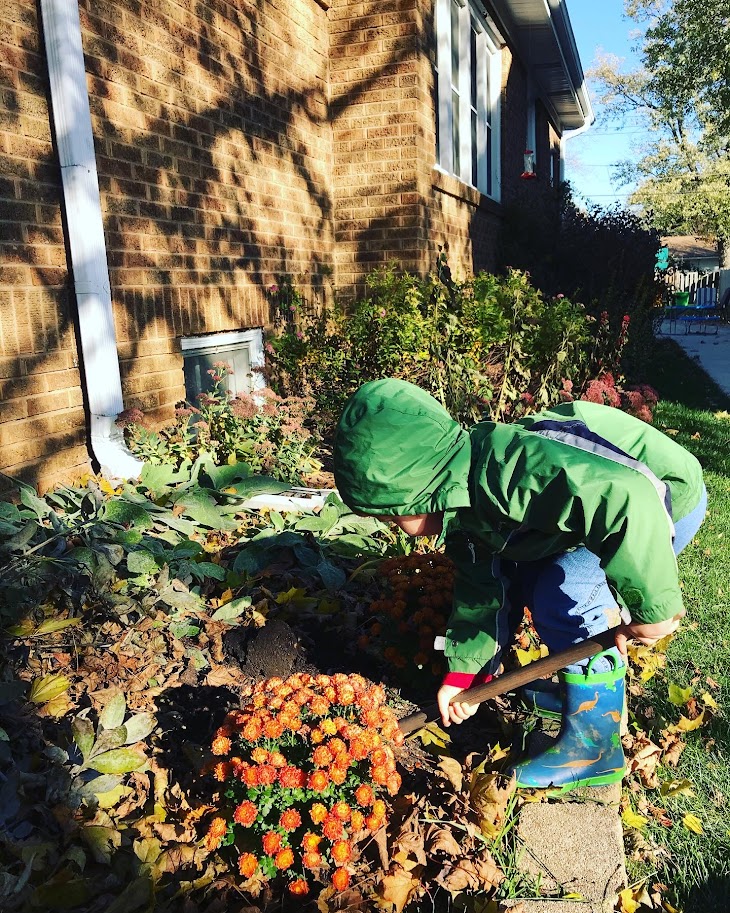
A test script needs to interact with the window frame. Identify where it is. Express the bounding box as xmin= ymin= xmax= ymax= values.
xmin=180 ymin=328 xmax=265 ymax=403
xmin=434 ymin=0 xmax=501 ymax=200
